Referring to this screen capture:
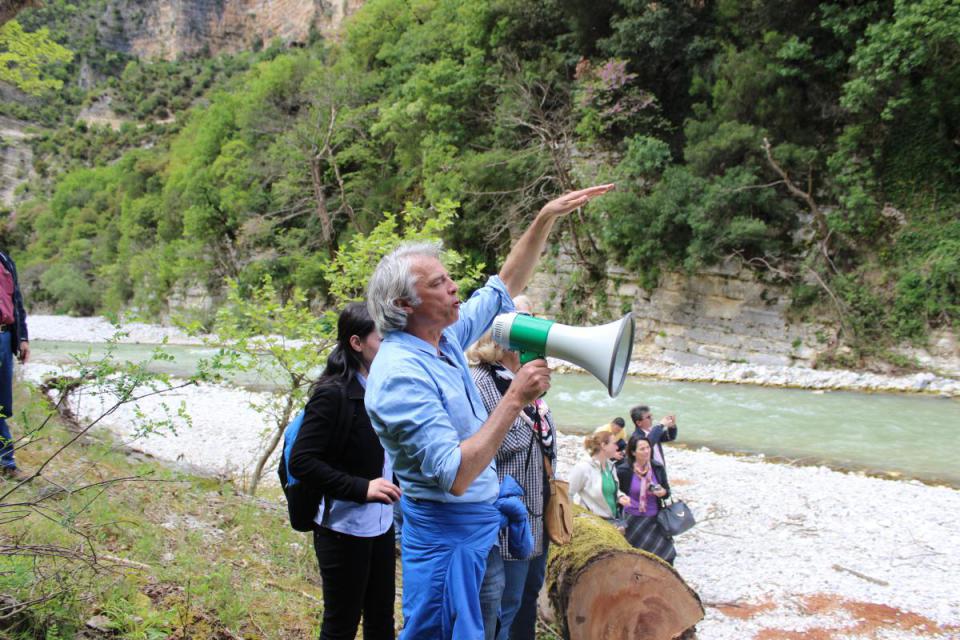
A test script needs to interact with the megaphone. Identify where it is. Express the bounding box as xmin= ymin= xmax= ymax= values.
xmin=490 ymin=312 xmax=635 ymax=397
